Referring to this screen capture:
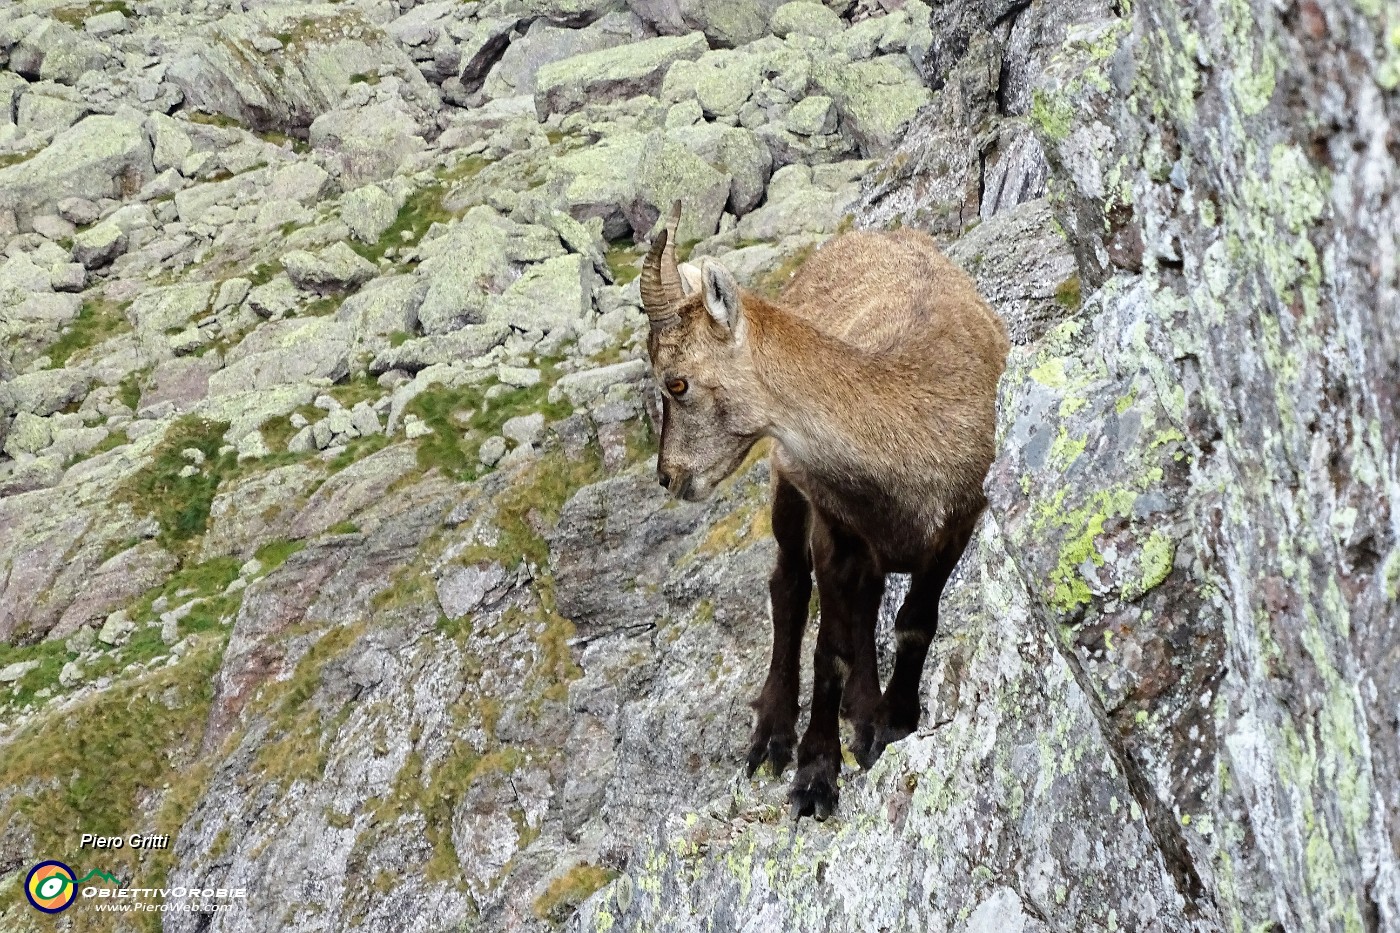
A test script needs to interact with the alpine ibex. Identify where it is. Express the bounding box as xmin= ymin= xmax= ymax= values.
xmin=642 ymin=205 xmax=1009 ymax=819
